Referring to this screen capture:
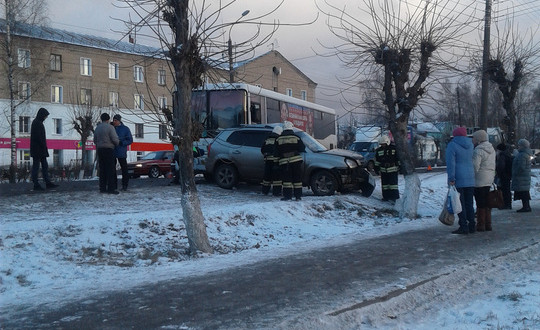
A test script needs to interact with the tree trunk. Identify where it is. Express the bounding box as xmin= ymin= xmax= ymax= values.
xmin=6 ymin=5 xmax=17 ymax=183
